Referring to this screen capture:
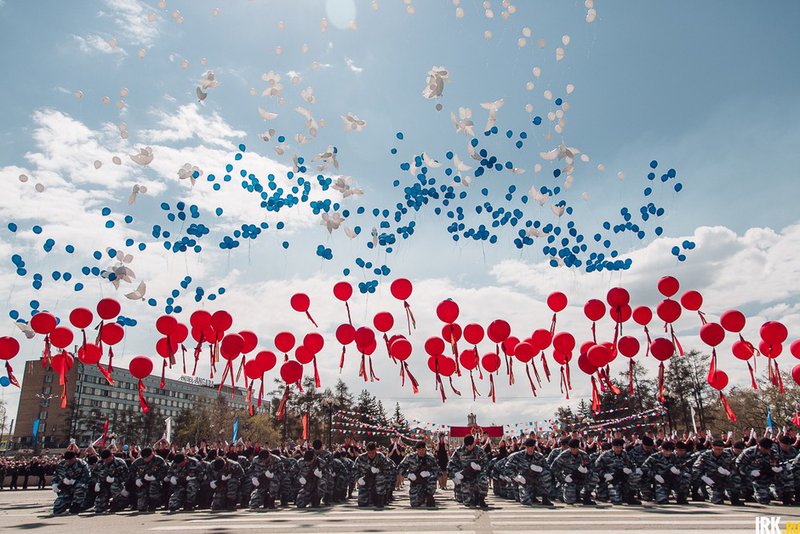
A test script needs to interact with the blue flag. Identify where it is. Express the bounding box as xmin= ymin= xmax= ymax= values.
xmin=767 ymin=407 xmax=774 ymax=433
xmin=232 ymin=416 xmax=239 ymax=443
xmin=32 ymin=418 xmax=40 ymax=446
